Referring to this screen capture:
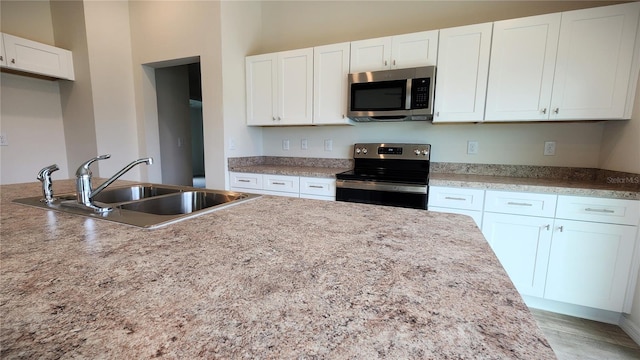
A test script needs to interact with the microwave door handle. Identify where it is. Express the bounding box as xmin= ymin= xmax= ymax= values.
xmin=405 ymin=79 xmax=412 ymax=110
